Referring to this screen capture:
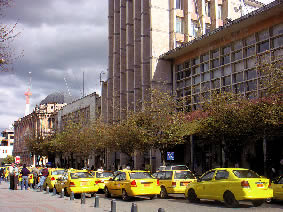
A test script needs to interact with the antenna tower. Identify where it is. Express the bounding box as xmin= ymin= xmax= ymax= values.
xmin=24 ymin=72 xmax=32 ymax=116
